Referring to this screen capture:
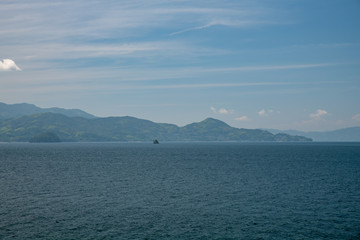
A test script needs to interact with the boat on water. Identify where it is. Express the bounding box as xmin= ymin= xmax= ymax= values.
xmin=153 ymin=139 xmax=159 ymax=144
